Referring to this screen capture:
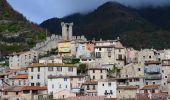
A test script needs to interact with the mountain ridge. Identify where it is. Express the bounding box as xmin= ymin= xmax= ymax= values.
xmin=40 ymin=1 xmax=170 ymax=49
